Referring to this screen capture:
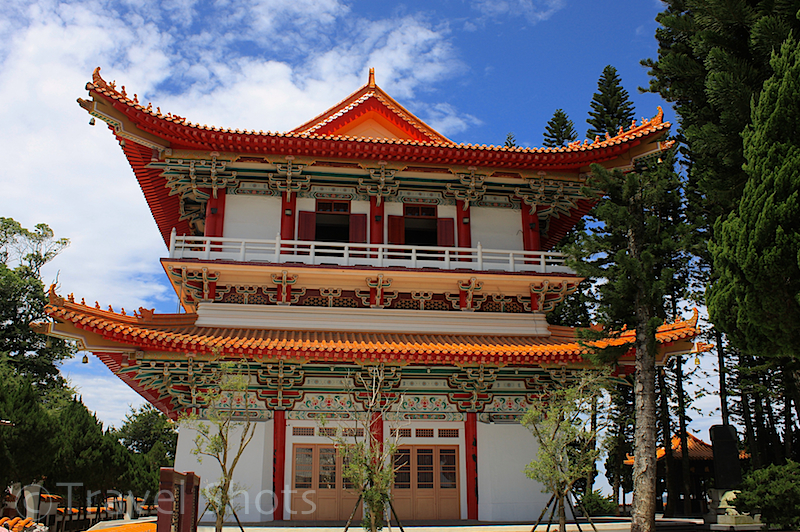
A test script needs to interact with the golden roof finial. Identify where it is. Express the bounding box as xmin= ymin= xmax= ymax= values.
xmin=368 ymin=67 xmax=376 ymax=88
